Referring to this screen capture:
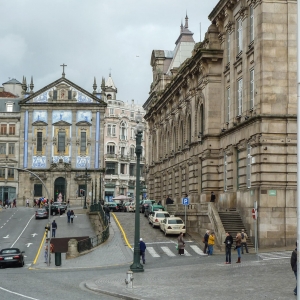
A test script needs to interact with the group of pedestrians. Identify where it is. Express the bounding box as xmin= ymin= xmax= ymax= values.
xmin=66 ymin=210 xmax=75 ymax=223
